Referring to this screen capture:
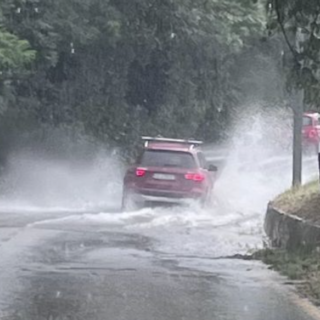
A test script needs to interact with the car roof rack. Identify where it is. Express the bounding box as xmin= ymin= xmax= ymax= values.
xmin=142 ymin=136 xmax=203 ymax=148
